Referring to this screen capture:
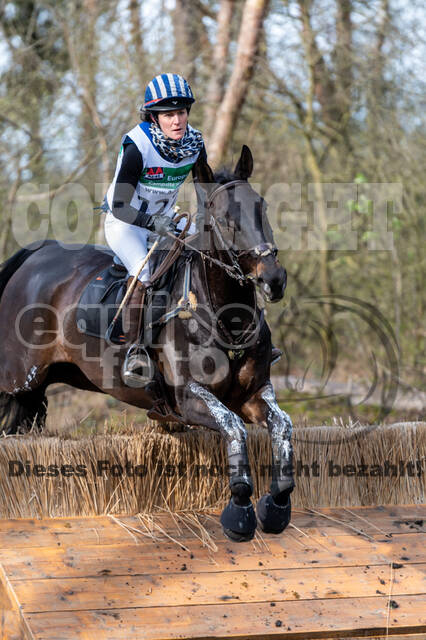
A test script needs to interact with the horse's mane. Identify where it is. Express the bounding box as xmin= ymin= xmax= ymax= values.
xmin=0 ymin=240 xmax=54 ymax=304
xmin=213 ymin=168 xmax=236 ymax=185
